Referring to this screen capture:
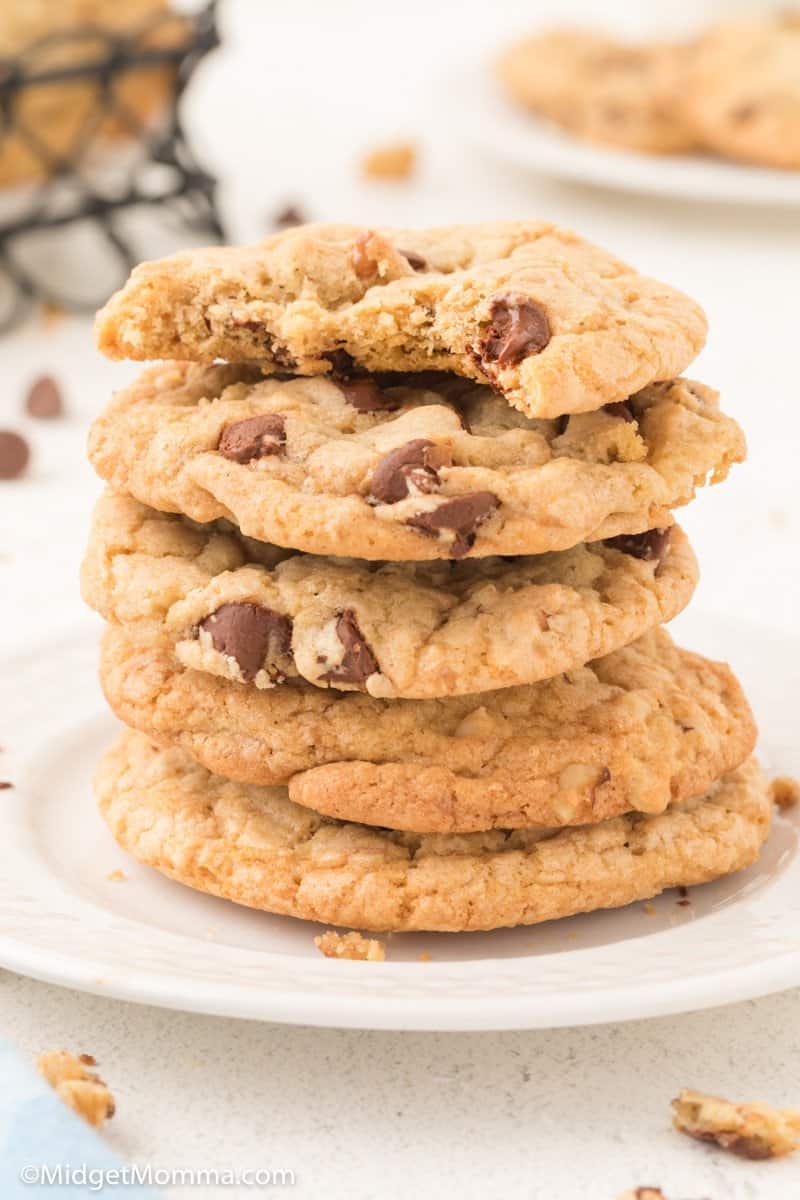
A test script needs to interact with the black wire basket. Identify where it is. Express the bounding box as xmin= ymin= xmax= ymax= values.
xmin=0 ymin=1 xmax=224 ymax=331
